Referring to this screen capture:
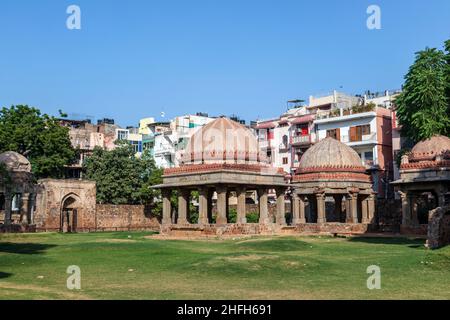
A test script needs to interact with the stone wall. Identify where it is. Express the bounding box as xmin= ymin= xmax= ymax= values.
xmin=96 ymin=204 xmax=159 ymax=231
